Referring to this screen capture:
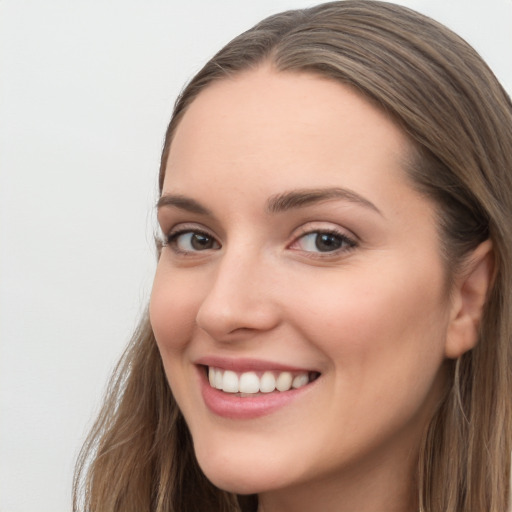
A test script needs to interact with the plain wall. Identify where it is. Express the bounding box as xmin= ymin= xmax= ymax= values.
xmin=1 ymin=1 xmax=510 ymax=511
